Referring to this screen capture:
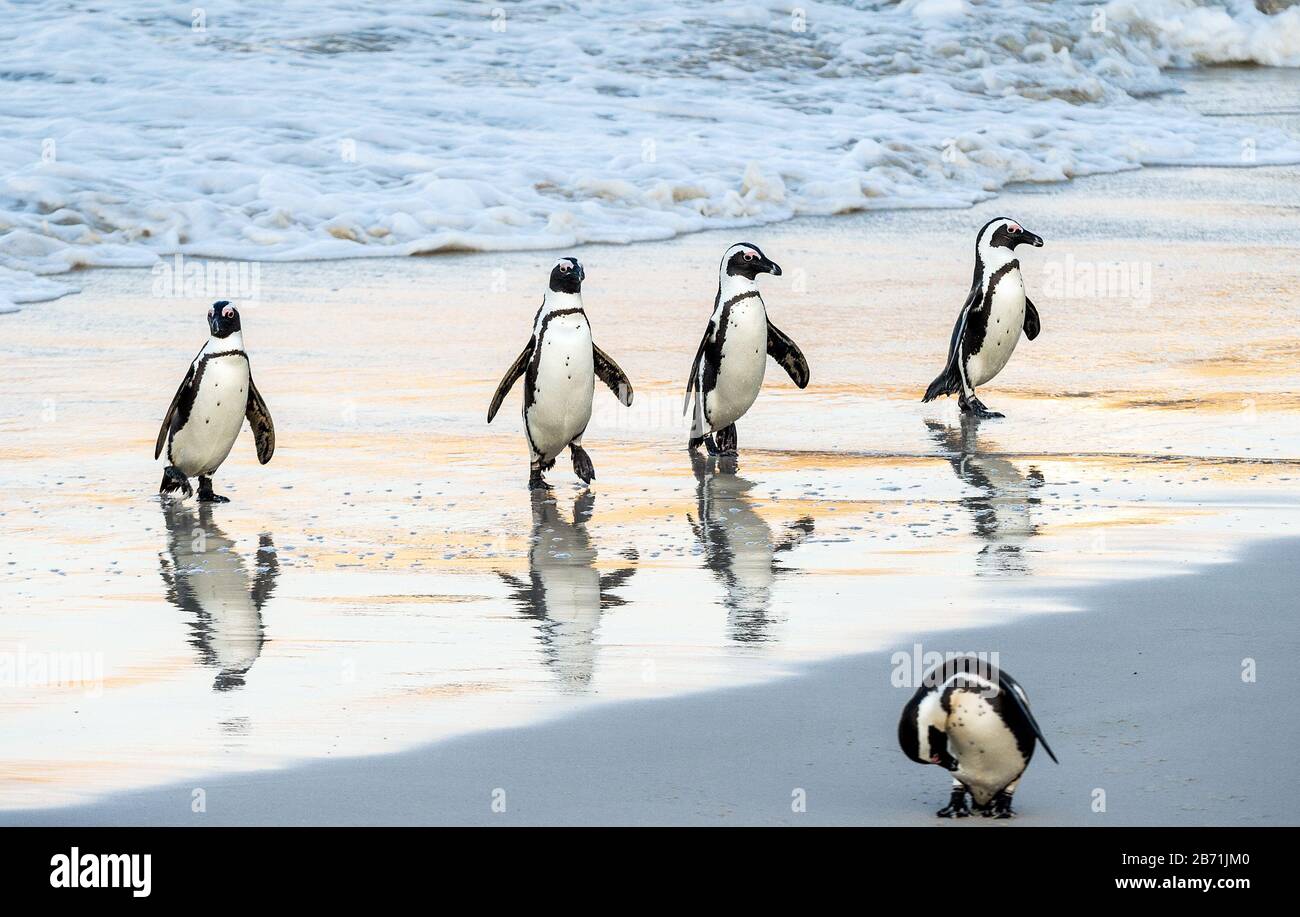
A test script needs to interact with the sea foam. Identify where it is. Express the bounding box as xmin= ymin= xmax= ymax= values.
xmin=1 ymin=0 xmax=1298 ymax=309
